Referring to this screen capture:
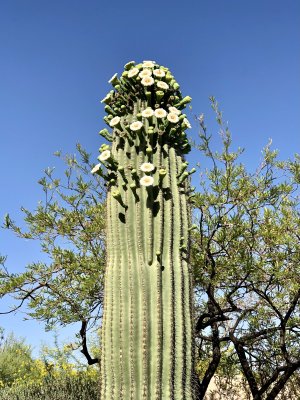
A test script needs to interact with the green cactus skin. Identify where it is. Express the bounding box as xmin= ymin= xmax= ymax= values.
xmin=95 ymin=61 xmax=195 ymax=399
